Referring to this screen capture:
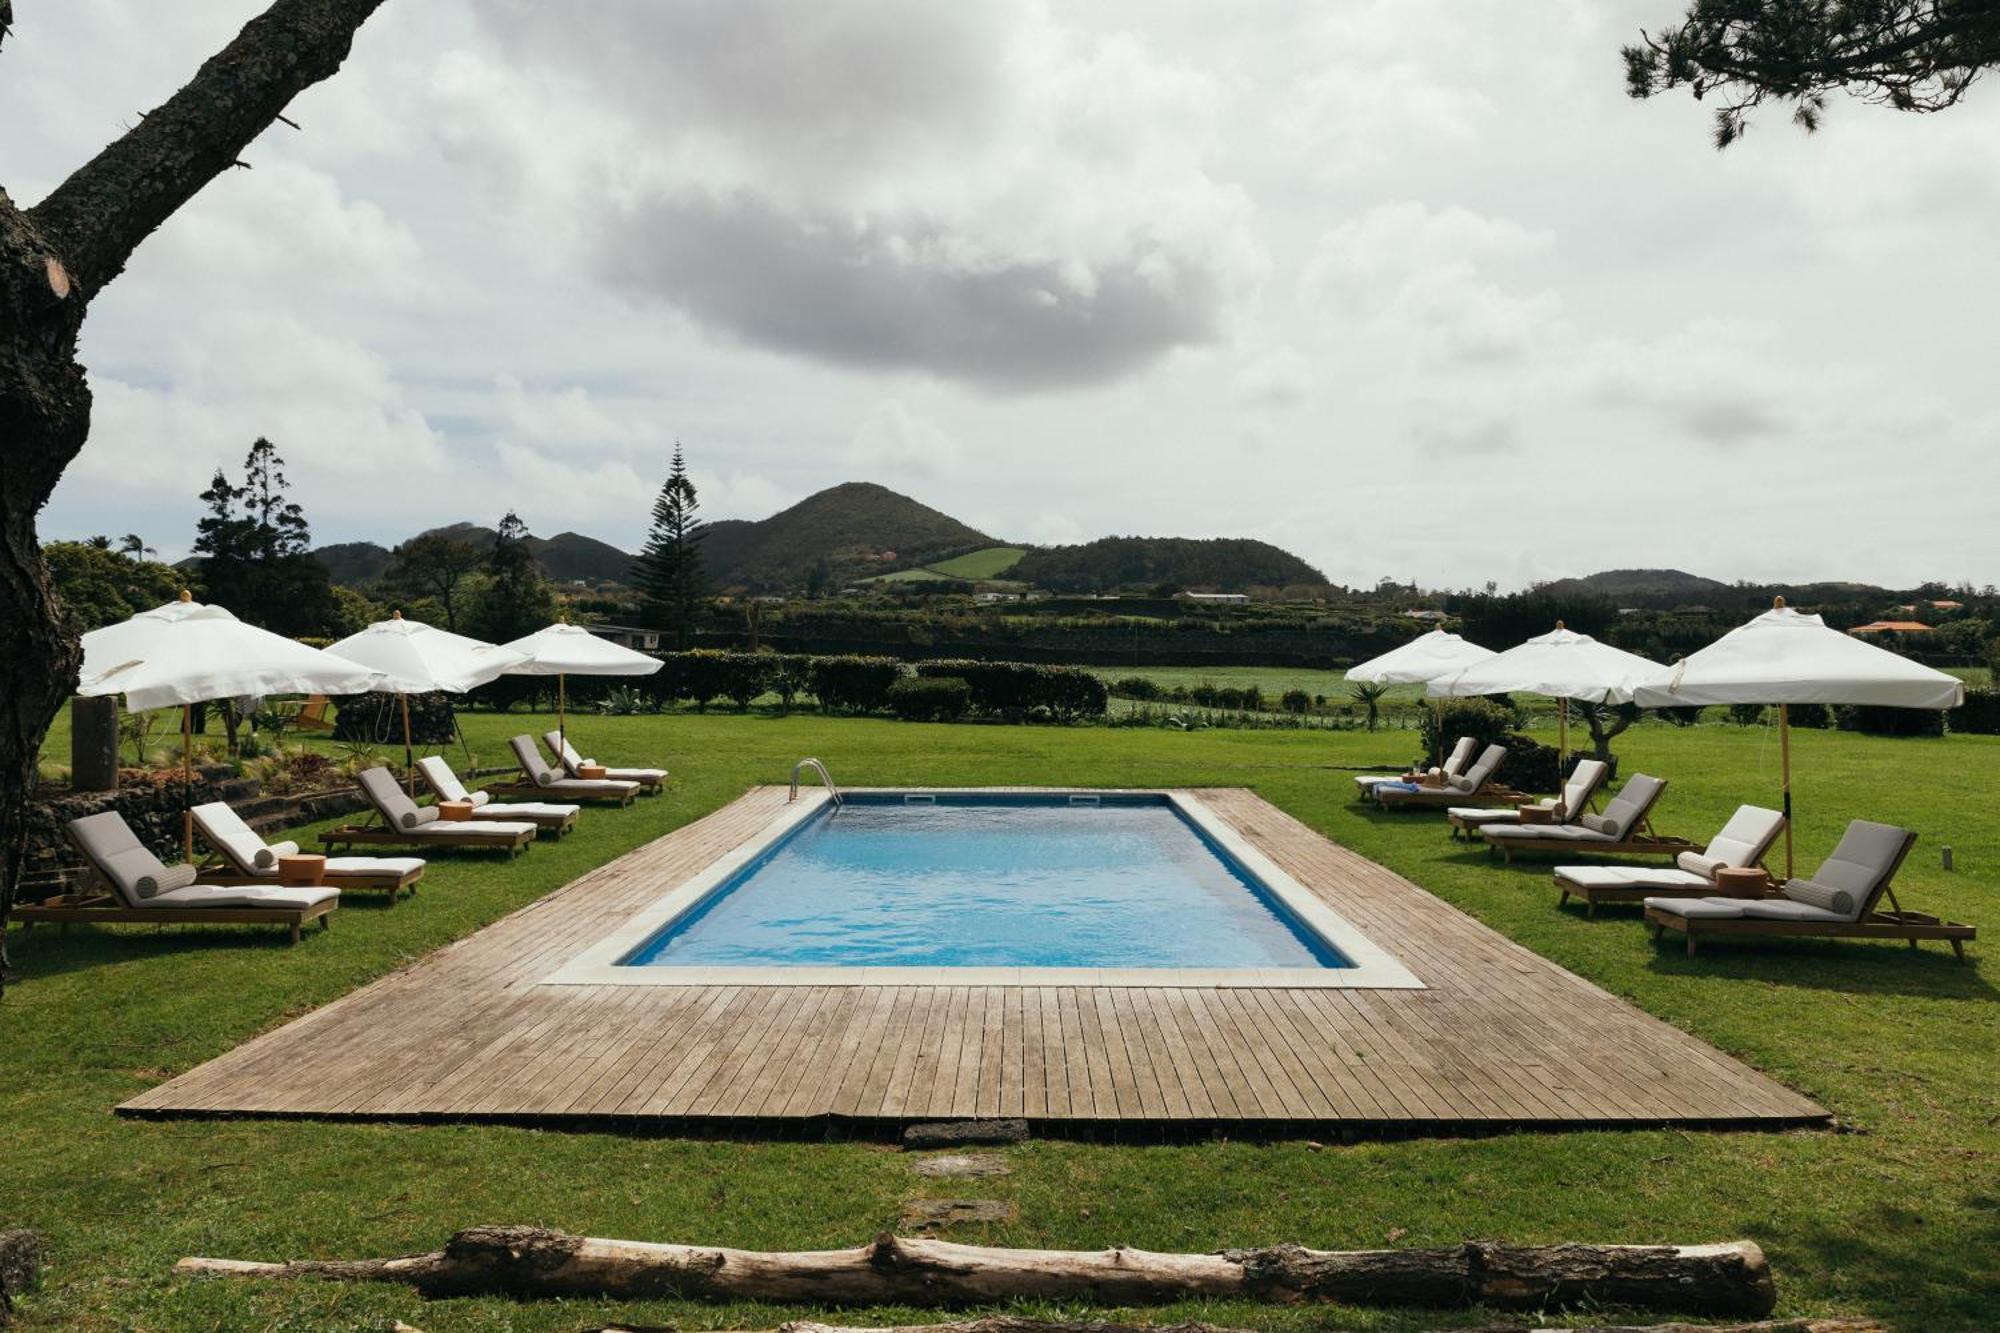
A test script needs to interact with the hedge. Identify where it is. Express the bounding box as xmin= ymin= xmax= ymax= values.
xmin=915 ymin=659 xmax=1109 ymax=721
xmin=1836 ymin=704 xmax=1946 ymax=737
xmin=807 ymin=656 xmax=907 ymax=714
xmin=887 ymin=675 xmax=972 ymax=722
xmin=1952 ymin=688 xmax=2000 ymax=735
